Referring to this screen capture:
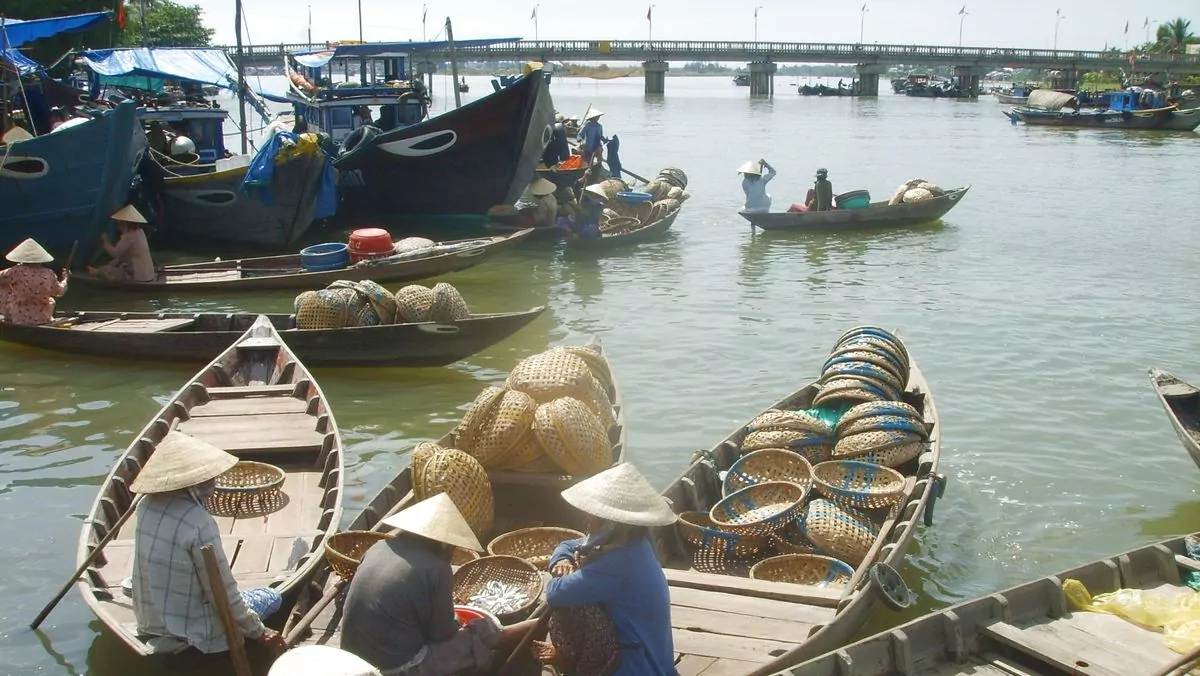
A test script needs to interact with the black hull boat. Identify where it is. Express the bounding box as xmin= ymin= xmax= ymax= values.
xmin=739 ymin=187 xmax=969 ymax=232
xmin=1010 ymin=106 xmax=1200 ymax=131
xmin=334 ymin=71 xmax=555 ymax=218
xmin=1149 ymin=368 xmax=1200 ymax=470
